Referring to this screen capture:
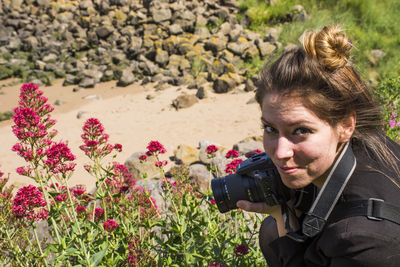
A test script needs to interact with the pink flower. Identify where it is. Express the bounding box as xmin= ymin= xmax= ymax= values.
xmin=253 ymin=149 xmax=263 ymax=154
xmin=95 ymin=208 xmax=104 ymax=219
xmin=103 ymin=219 xmax=118 ymax=232
xmin=139 ymin=154 xmax=147 ymax=161
xmin=206 ymin=145 xmax=218 ymax=155
xmin=114 ymin=143 xmax=122 ymax=152
xmin=210 ymin=199 xmax=216 ymax=205
xmin=390 ymin=119 xmax=396 ymax=129
xmin=146 ymin=141 xmax=167 ymax=155
xmin=71 ymin=185 xmax=86 ymax=197
xmin=234 ymin=243 xmax=249 ymax=257
xmin=76 ymin=206 xmax=86 ymax=214
xmin=54 ymin=193 xmax=67 ymax=202
xmin=225 ymin=158 xmax=243 ymax=174
xmin=154 ymin=160 xmax=168 ymax=167
xmin=225 ymin=149 xmax=239 ymax=159
xmin=12 ymin=185 xmax=48 ymax=221
xmin=44 ymin=141 xmax=76 ymax=174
